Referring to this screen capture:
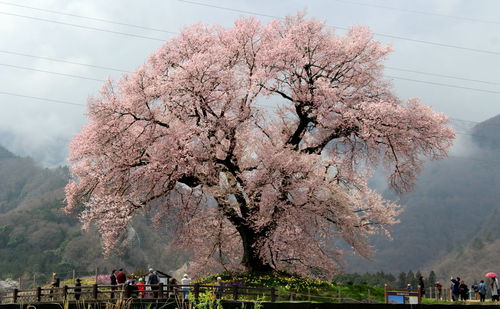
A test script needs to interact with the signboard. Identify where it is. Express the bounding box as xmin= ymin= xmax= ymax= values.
xmin=385 ymin=285 xmax=421 ymax=304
